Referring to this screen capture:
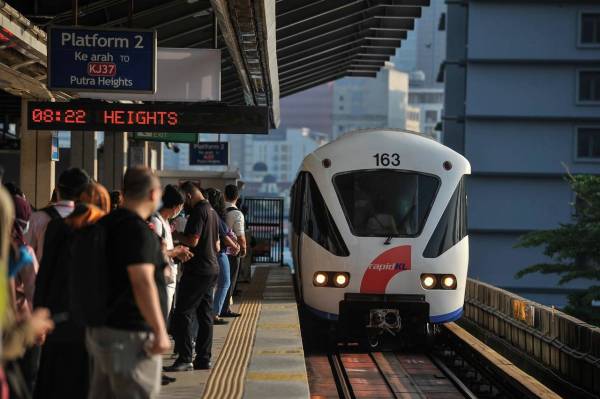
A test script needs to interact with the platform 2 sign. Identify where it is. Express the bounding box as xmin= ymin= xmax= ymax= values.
xmin=47 ymin=26 xmax=156 ymax=93
xmin=189 ymin=142 xmax=229 ymax=166
xmin=26 ymin=101 xmax=269 ymax=134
